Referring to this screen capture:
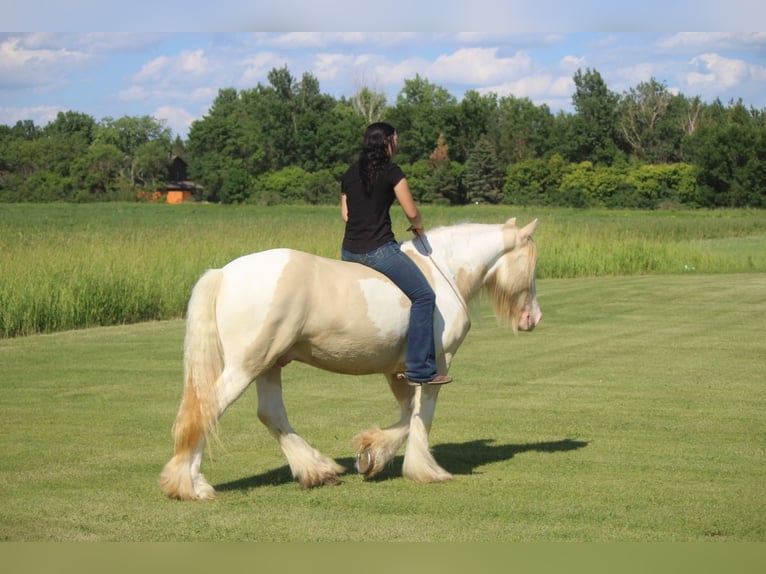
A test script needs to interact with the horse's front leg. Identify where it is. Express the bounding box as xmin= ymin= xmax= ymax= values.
xmin=256 ymin=367 xmax=345 ymax=488
xmin=402 ymin=384 xmax=452 ymax=483
xmin=353 ymin=373 xmax=414 ymax=479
